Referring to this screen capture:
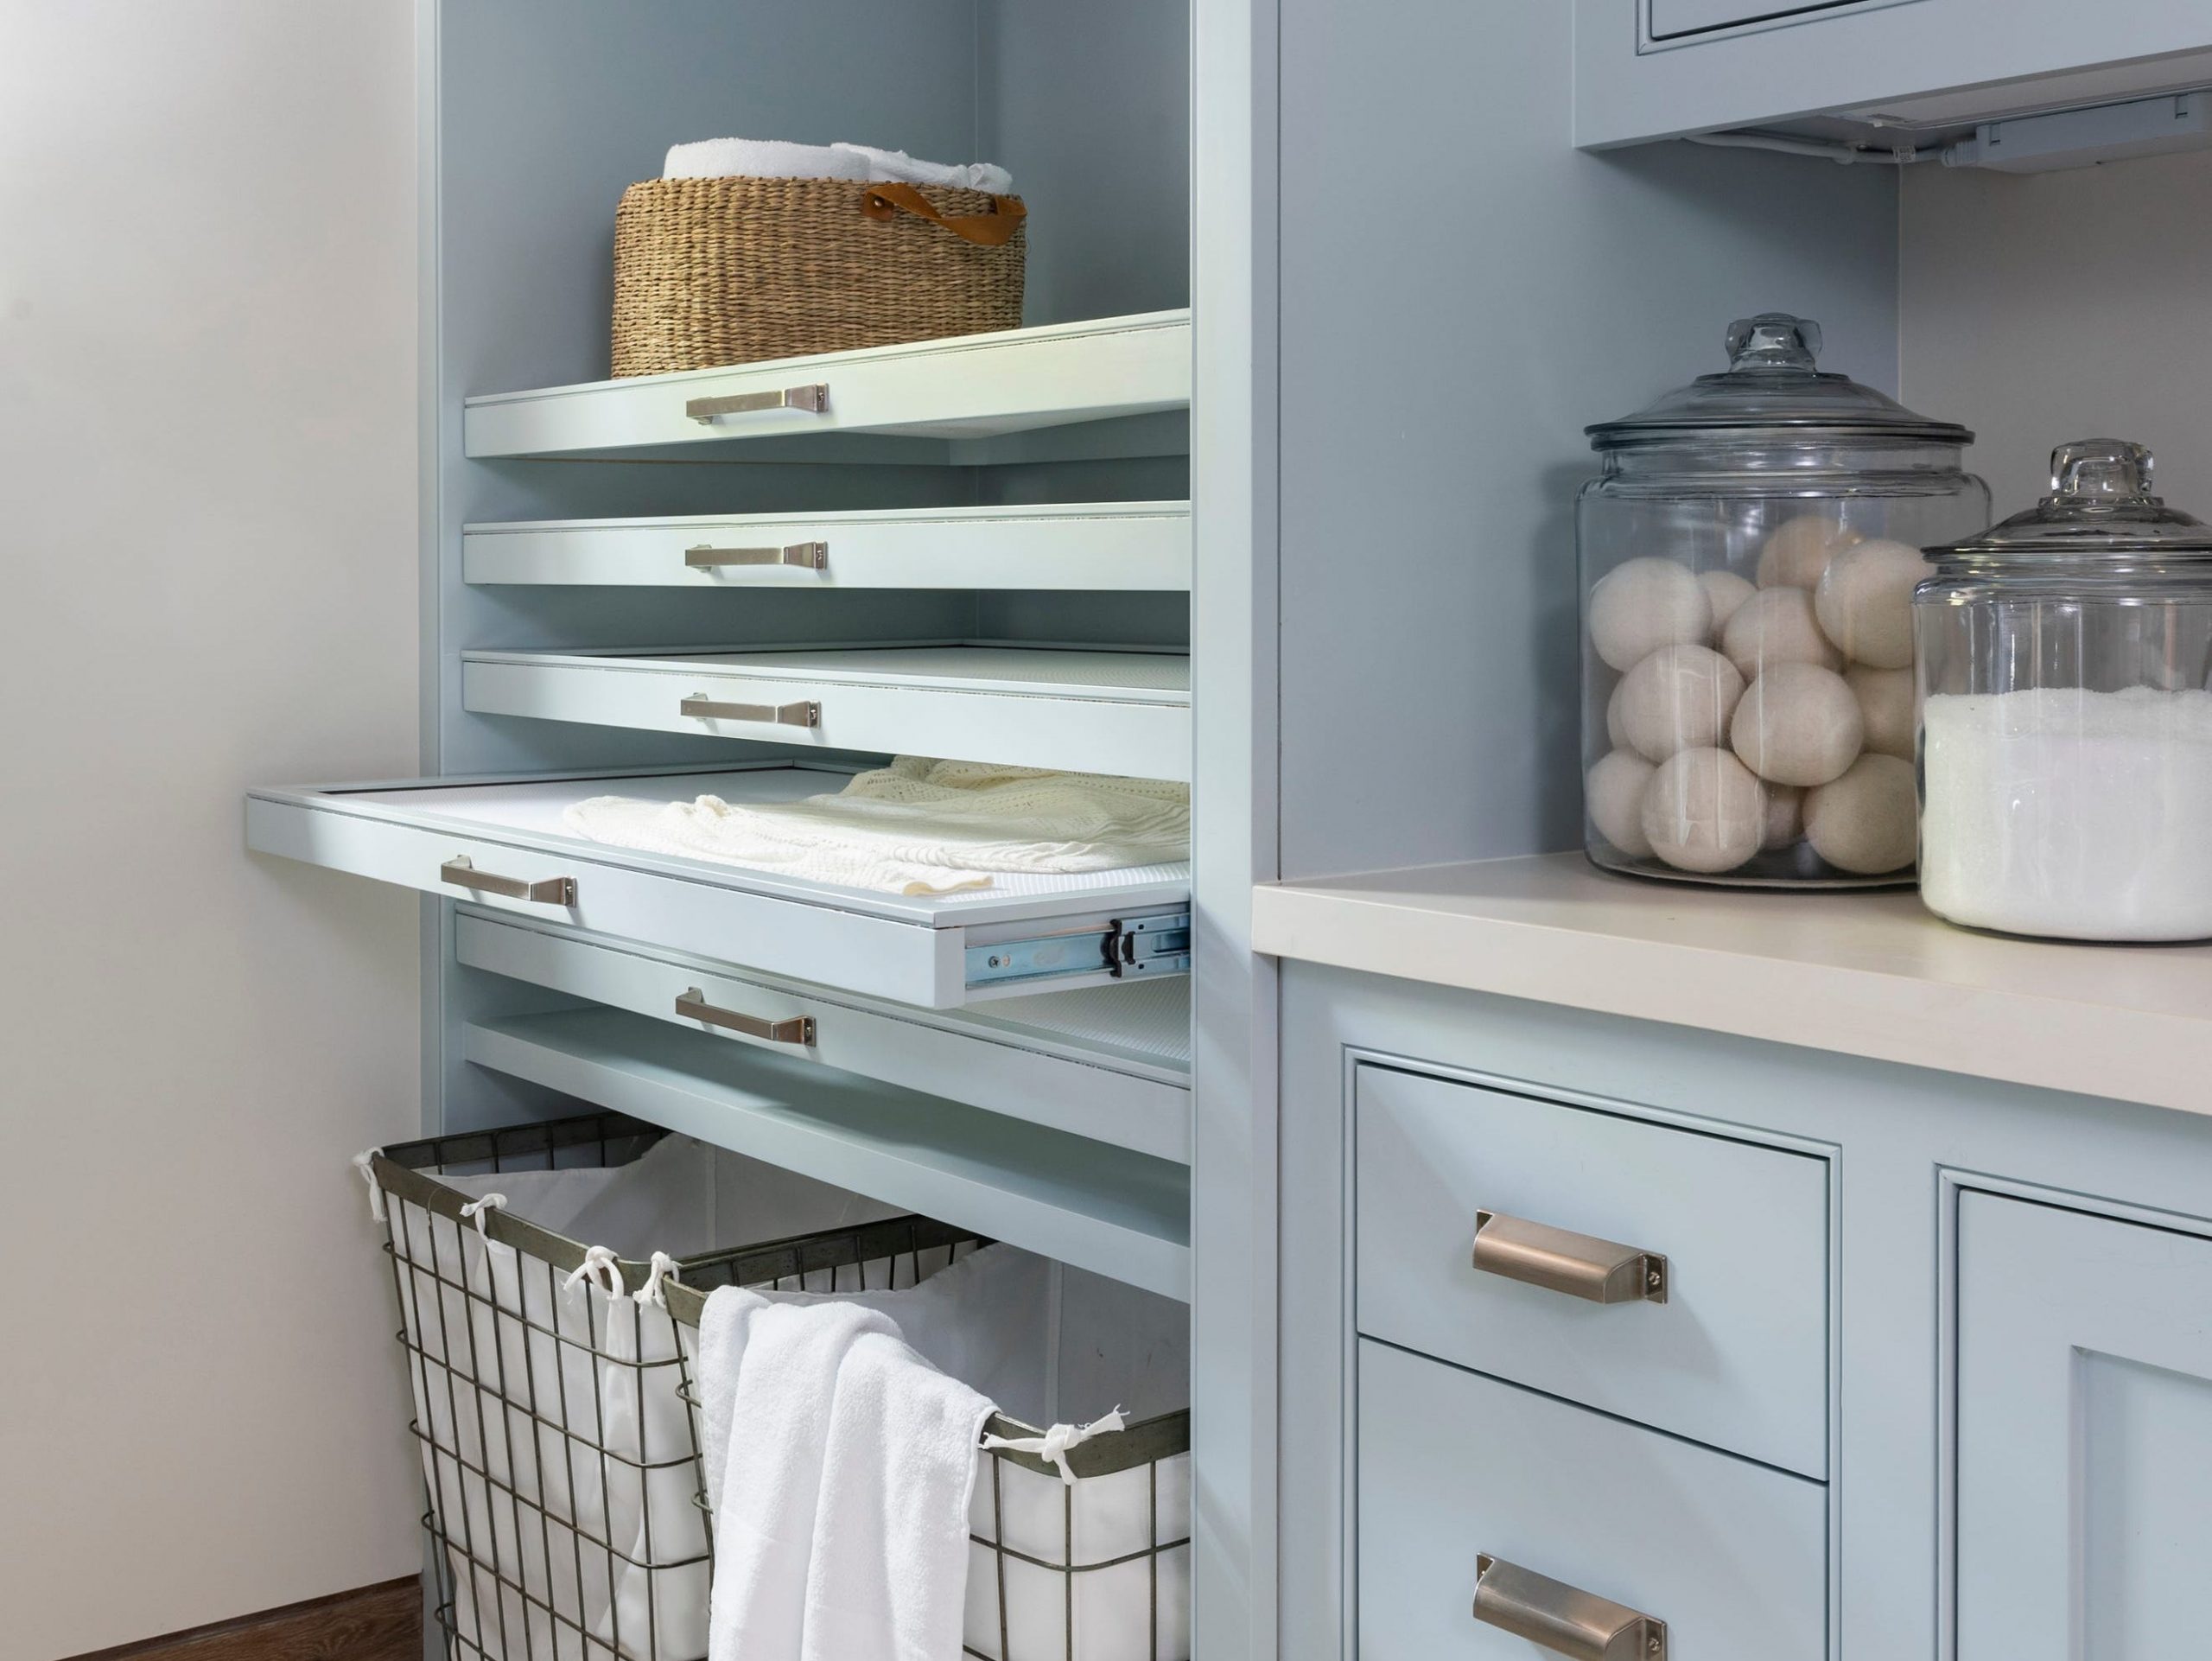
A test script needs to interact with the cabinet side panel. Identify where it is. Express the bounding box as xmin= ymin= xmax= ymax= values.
xmin=1277 ymin=0 xmax=1898 ymax=877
